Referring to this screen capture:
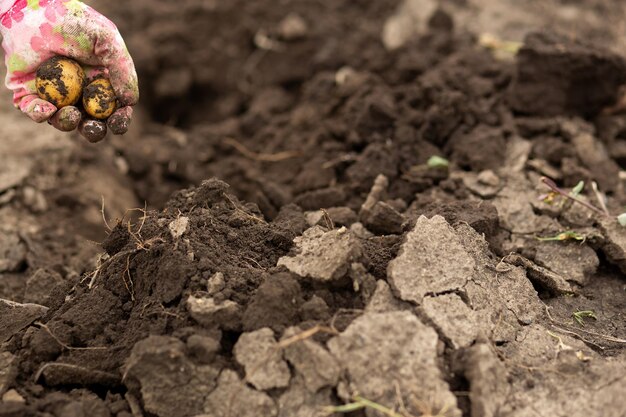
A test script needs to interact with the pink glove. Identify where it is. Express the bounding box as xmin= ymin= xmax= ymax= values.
xmin=0 ymin=0 xmax=138 ymax=134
